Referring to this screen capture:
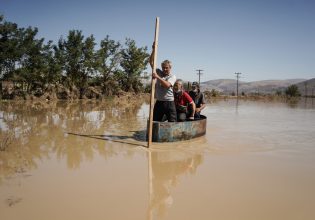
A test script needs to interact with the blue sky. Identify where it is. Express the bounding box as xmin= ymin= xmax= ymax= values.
xmin=1 ymin=0 xmax=314 ymax=82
